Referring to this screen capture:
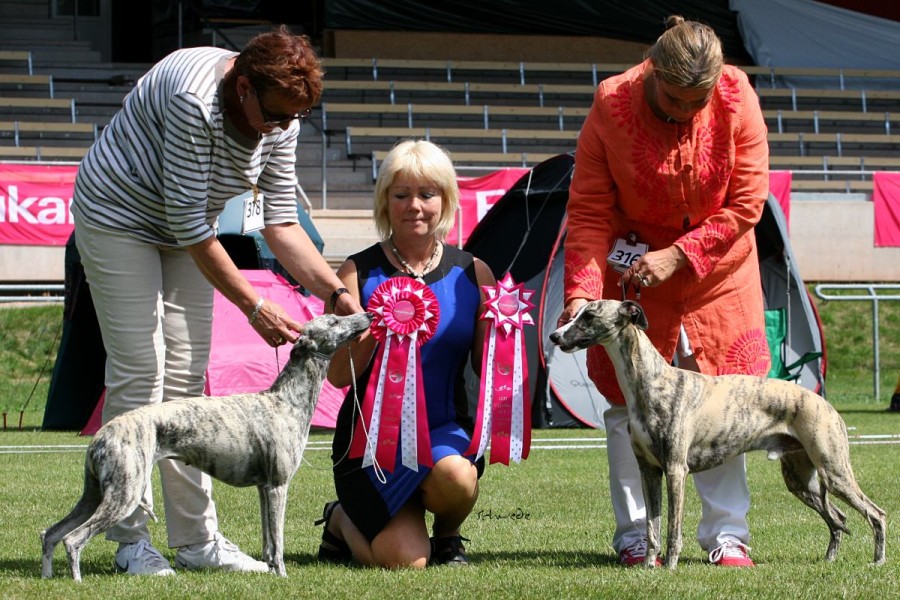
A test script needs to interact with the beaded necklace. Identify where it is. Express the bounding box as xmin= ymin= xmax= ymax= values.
xmin=388 ymin=236 xmax=441 ymax=281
